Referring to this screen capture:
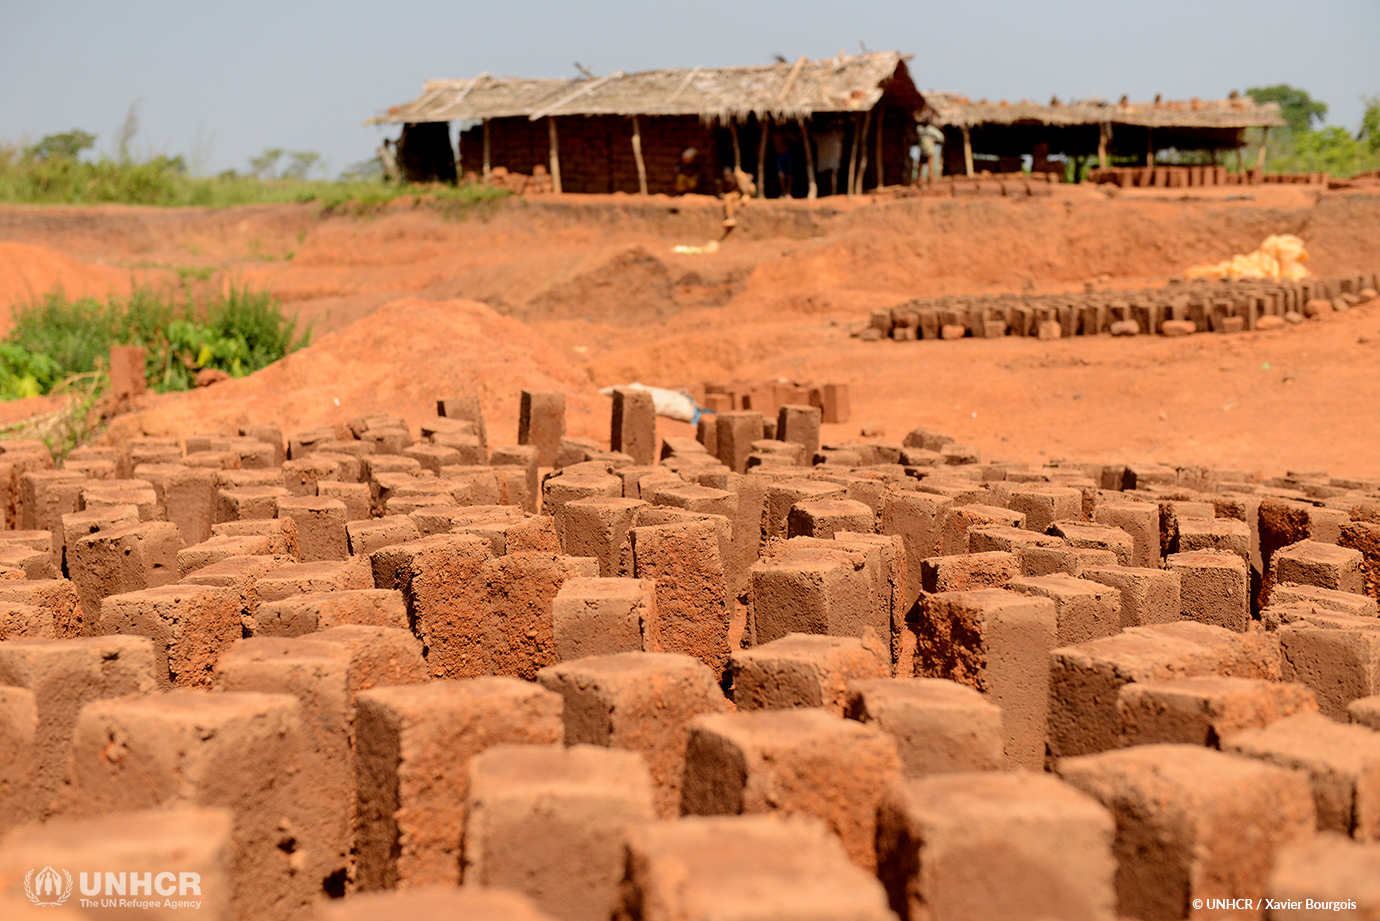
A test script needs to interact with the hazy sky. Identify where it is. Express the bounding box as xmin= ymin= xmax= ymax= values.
xmin=4 ymin=1 xmax=1378 ymax=177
